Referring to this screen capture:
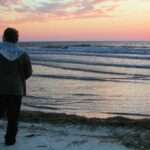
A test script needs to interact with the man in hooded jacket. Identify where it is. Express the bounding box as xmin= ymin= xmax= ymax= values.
xmin=0 ymin=28 xmax=32 ymax=145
